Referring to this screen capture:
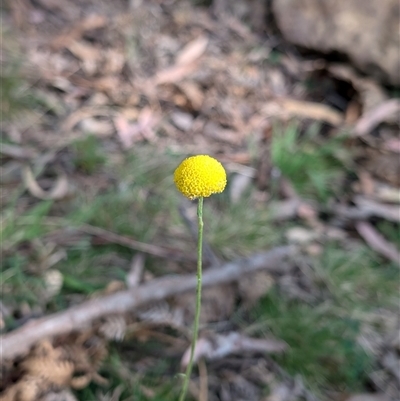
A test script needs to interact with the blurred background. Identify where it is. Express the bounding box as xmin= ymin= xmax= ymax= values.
xmin=1 ymin=0 xmax=399 ymax=400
